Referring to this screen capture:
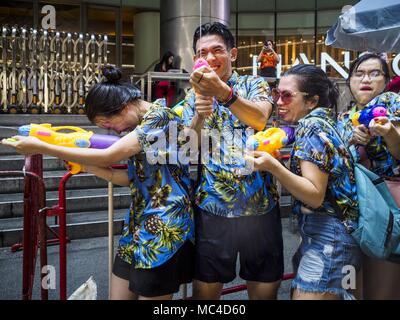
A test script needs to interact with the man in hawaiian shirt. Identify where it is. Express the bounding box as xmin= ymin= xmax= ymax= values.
xmin=182 ymin=22 xmax=284 ymax=300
